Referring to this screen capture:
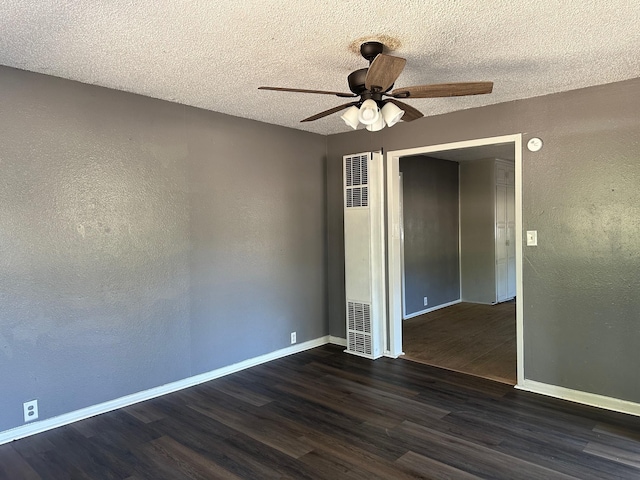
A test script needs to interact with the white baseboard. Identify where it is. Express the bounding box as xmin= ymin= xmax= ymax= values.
xmin=516 ymin=379 xmax=640 ymax=417
xmin=11 ymin=337 xmax=639 ymax=447
xmin=384 ymin=350 xmax=405 ymax=359
xmin=0 ymin=335 xmax=331 ymax=446
xmin=403 ymin=299 xmax=461 ymax=320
